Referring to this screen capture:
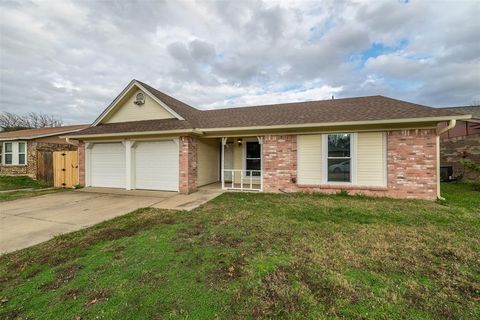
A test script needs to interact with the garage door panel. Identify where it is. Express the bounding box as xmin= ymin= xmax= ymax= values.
xmin=90 ymin=143 xmax=125 ymax=188
xmin=134 ymin=141 xmax=179 ymax=191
